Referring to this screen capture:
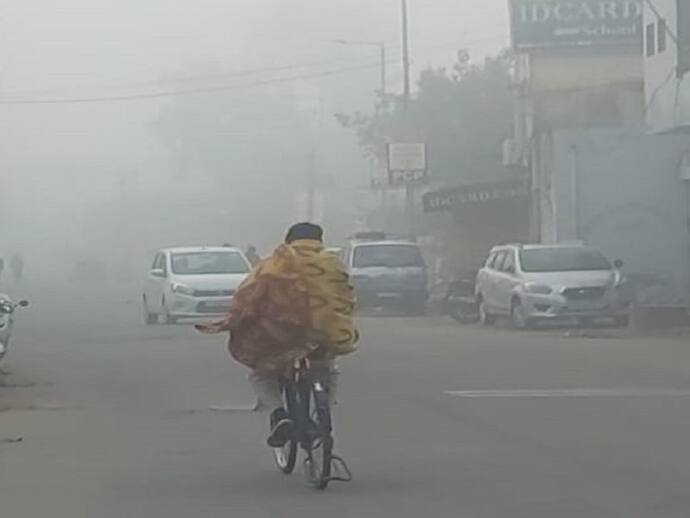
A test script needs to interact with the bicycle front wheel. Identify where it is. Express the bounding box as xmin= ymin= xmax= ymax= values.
xmin=273 ymin=384 xmax=298 ymax=474
xmin=303 ymin=381 xmax=333 ymax=489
